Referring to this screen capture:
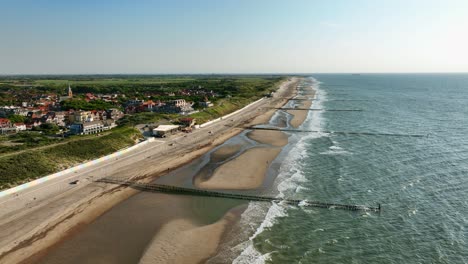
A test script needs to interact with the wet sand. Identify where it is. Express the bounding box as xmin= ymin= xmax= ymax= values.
xmin=32 ymin=192 xmax=245 ymax=264
xmin=210 ymin=144 xmax=243 ymax=163
xmin=18 ymin=78 xmax=303 ymax=264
